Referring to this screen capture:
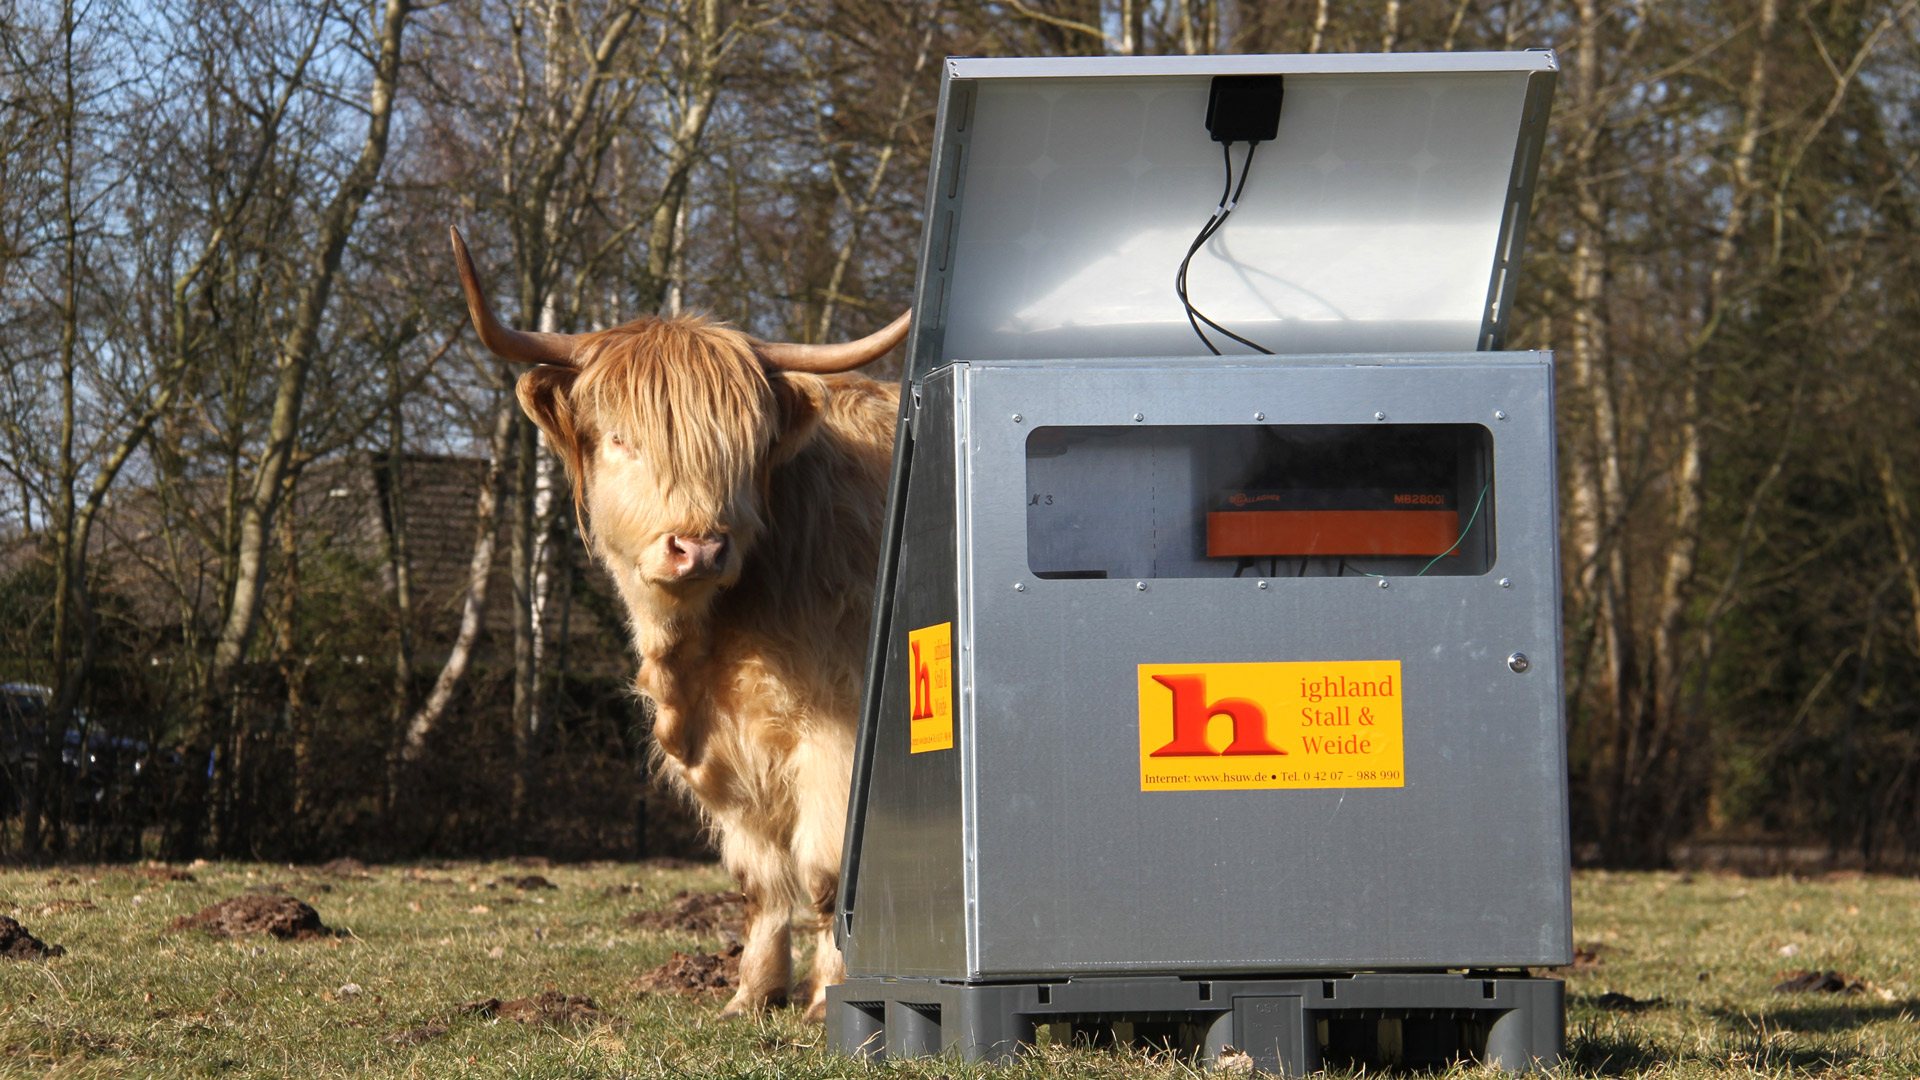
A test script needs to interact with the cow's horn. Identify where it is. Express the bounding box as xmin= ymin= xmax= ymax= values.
xmin=450 ymin=226 xmax=578 ymax=368
xmin=754 ymin=311 xmax=911 ymax=373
